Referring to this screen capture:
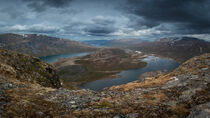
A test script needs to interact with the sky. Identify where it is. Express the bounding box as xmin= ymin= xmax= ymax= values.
xmin=0 ymin=0 xmax=210 ymax=41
